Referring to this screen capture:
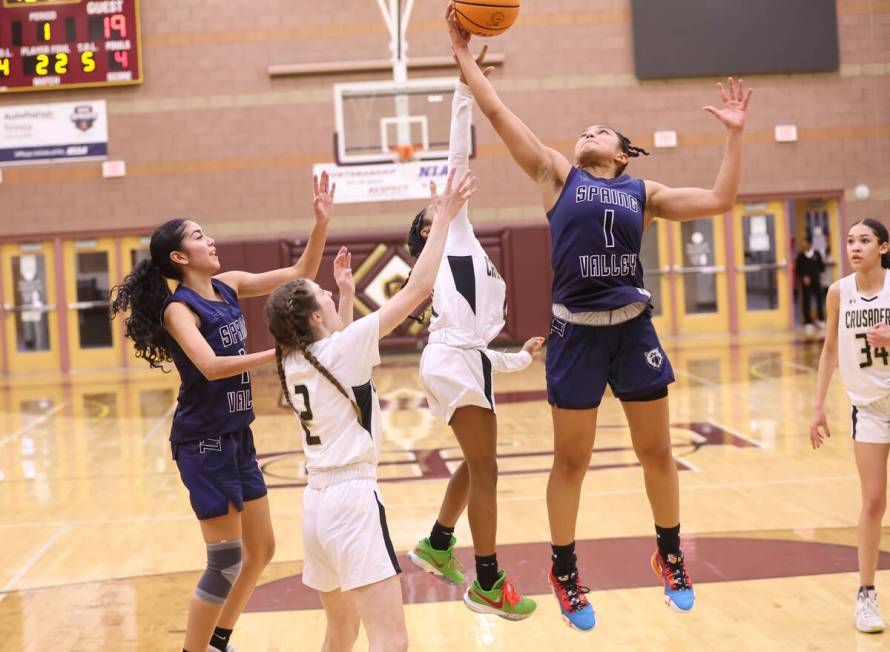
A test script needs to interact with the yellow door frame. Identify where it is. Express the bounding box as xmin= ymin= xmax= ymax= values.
xmin=671 ymin=216 xmax=731 ymax=334
xmin=646 ymin=219 xmax=673 ymax=335
xmin=1 ymin=242 xmax=62 ymax=374
xmin=63 ymin=238 xmax=122 ymax=370
xmin=732 ymin=201 xmax=791 ymax=331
